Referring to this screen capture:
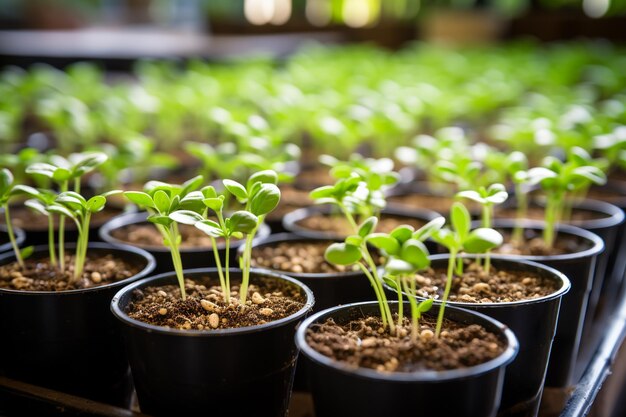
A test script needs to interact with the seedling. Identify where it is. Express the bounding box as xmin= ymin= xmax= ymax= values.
xmin=0 ymin=169 xmax=37 ymax=267
xmin=169 ymin=170 xmax=281 ymax=307
xmin=124 ymin=176 xmax=205 ymax=300
xmin=47 ymin=190 xmax=121 ymax=281
xmin=310 ymin=155 xmax=398 ymax=233
xmin=456 ymin=183 xmax=508 ymax=272
xmin=324 ymin=214 xmax=444 ymax=339
xmin=431 ymin=202 xmax=503 ymax=337
xmin=27 ymin=152 xmax=108 ymax=271
xmin=379 ymin=218 xmax=443 ymax=341
xmin=526 ymin=150 xmax=606 ymax=248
